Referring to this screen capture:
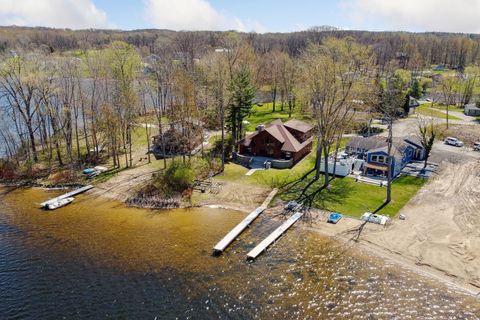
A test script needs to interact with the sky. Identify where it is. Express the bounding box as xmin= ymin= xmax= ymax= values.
xmin=1 ymin=0 xmax=480 ymax=33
